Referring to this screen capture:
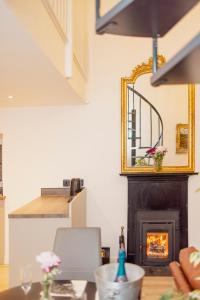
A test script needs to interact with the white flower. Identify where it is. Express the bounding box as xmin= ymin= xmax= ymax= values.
xmin=36 ymin=251 xmax=61 ymax=273
xmin=155 ymin=146 xmax=167 ymax=154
